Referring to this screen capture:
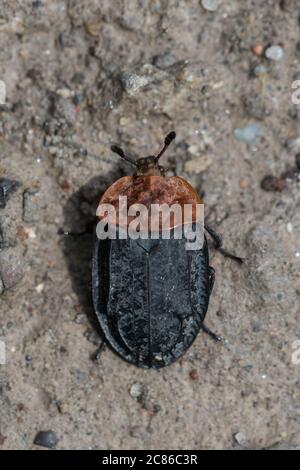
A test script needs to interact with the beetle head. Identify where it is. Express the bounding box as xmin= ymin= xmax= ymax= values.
xmin=135 ymin=155 xmax=164 ymax=176
xmin=111 ymin=131 xmax=176 ymax=176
